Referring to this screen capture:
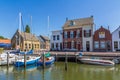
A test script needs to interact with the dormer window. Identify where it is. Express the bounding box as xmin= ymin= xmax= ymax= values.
xmin=99 ymin=32 xmax=105 ymax=38
xmin=70 ymin=20 xmax=75 ymax=26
